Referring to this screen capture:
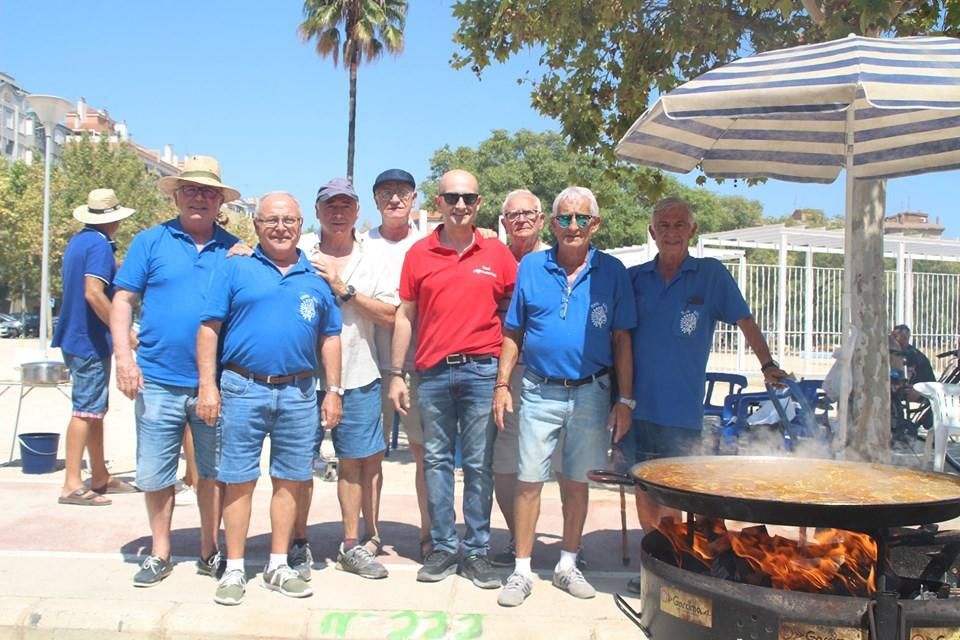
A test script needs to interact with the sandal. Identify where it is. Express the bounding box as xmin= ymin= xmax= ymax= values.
xmin=58 ymin=488 xmax=112 ymax=507
xmin=362 ymin=534 xmax=384 ymax=556
xmin=89 ymin=478 xmax=139 ymax=495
